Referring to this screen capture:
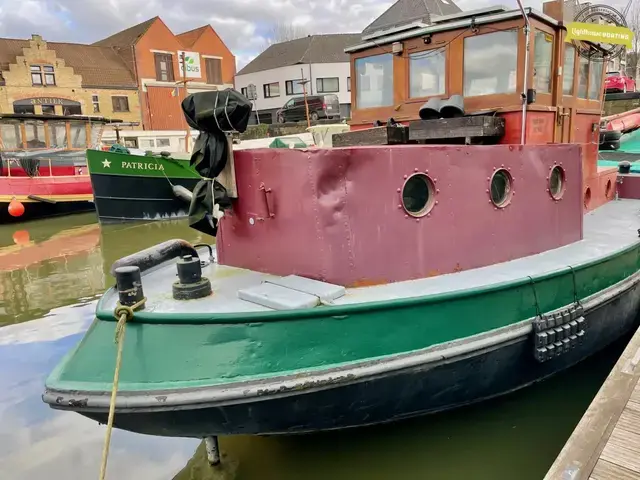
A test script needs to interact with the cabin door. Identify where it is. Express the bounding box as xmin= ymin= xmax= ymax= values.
xmin=556 ymin=106 xmax=573 ymax=143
